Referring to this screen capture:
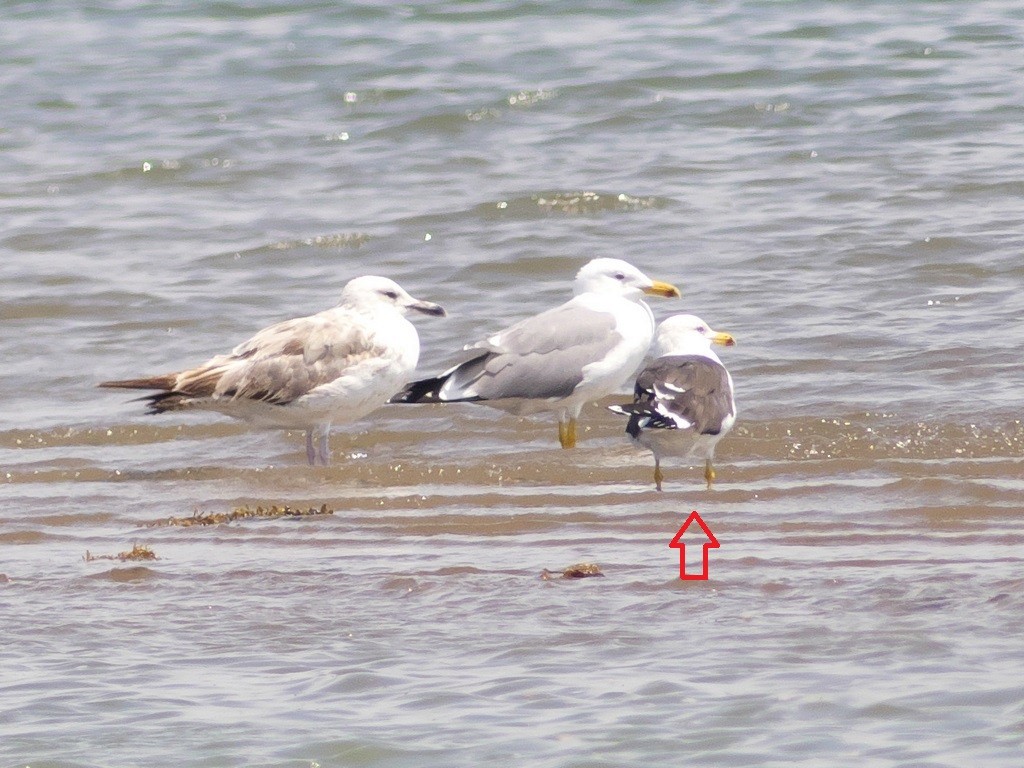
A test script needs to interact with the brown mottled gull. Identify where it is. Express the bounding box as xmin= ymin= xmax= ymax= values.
xmin=100 ymin=276 xmax=445 ymax=465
